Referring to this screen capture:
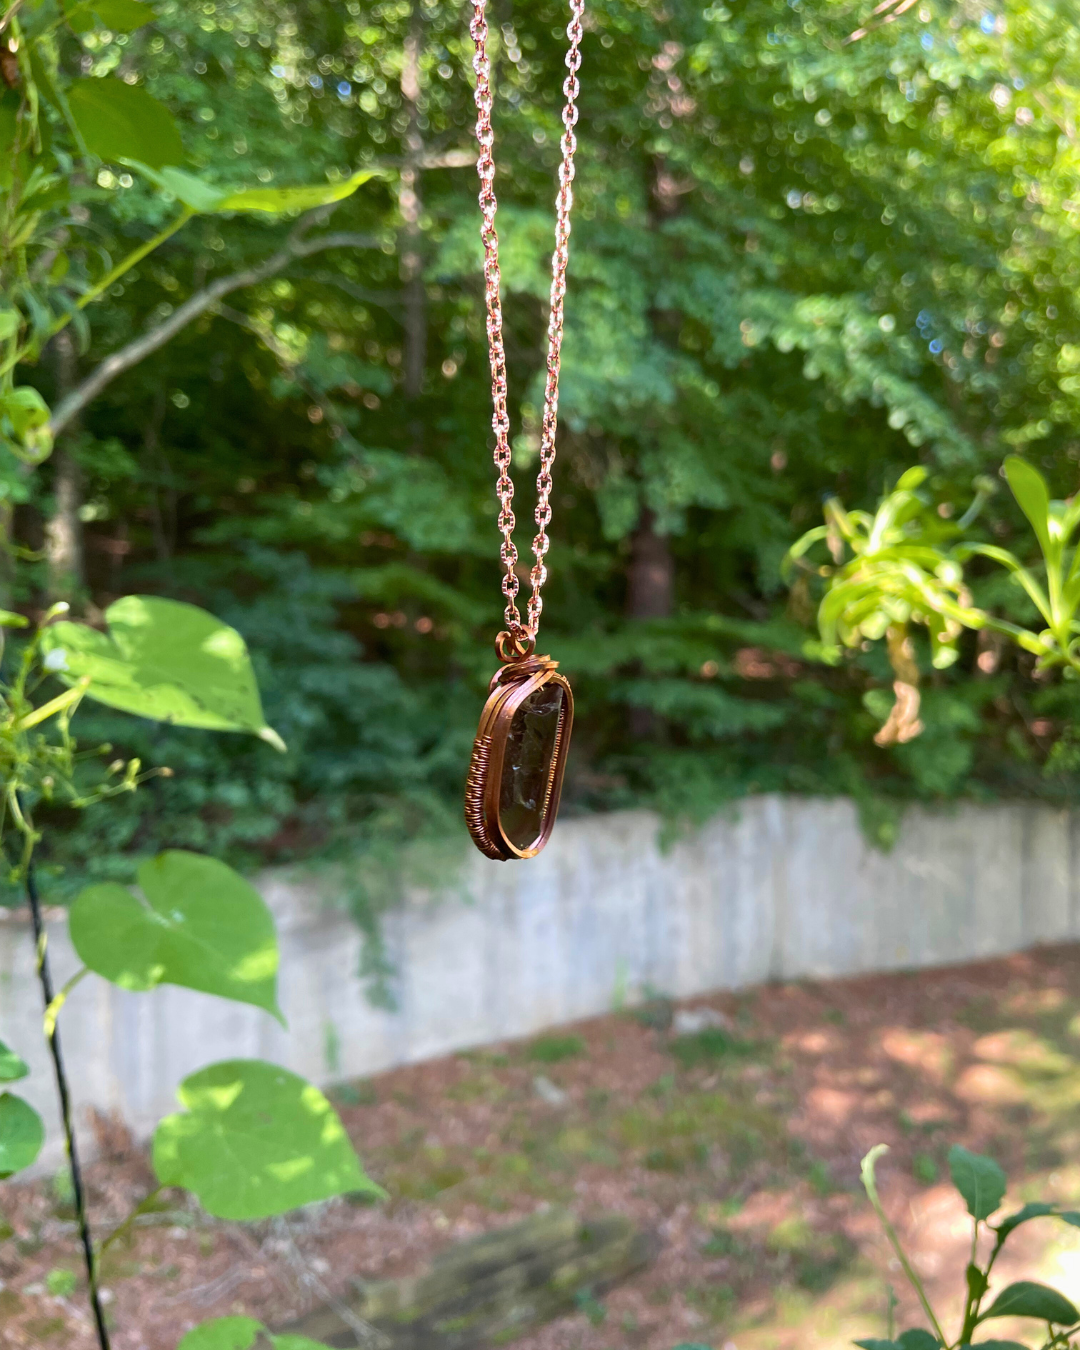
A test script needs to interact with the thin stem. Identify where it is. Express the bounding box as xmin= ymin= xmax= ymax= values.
xmin=958 ymin=1219 xmax=983 ymax=1345
xmin=75 ymin=210 xmax=194 ymax=313
xmin=44 ymin=964 xmax=89 ymax=1037
xmin=22 ymin=842 xmax=111 ymax=1350
xmin=10 ymin=676 xmax=89 ymax=731
xmin=861 ymin=1146 xmax=949 ymax=1347
xmin=0 ymin=210 xmax=193 ymax=378
xmin=983 ymin=1230 xmax=1007 ymax=1280
xmin=98 ymin=1186 xmax=164 ymax=1259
